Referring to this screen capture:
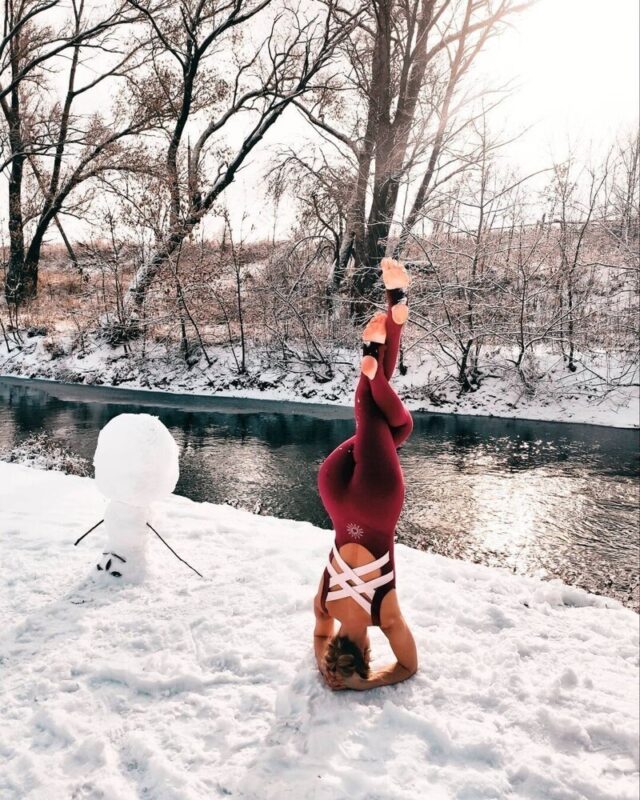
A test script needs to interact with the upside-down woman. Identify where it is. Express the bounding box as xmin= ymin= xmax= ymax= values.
xmin=313 ymin=258 xmax=418 ymax=691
